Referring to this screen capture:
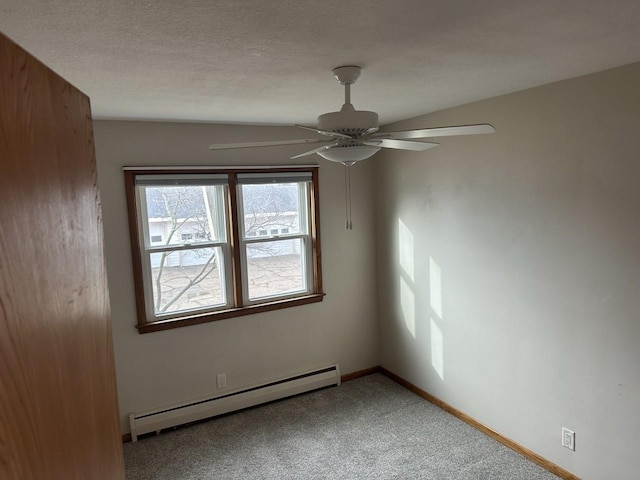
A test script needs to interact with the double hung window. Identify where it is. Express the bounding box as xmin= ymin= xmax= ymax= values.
xmin=125 ymin=168 xmax=323 ymax=333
